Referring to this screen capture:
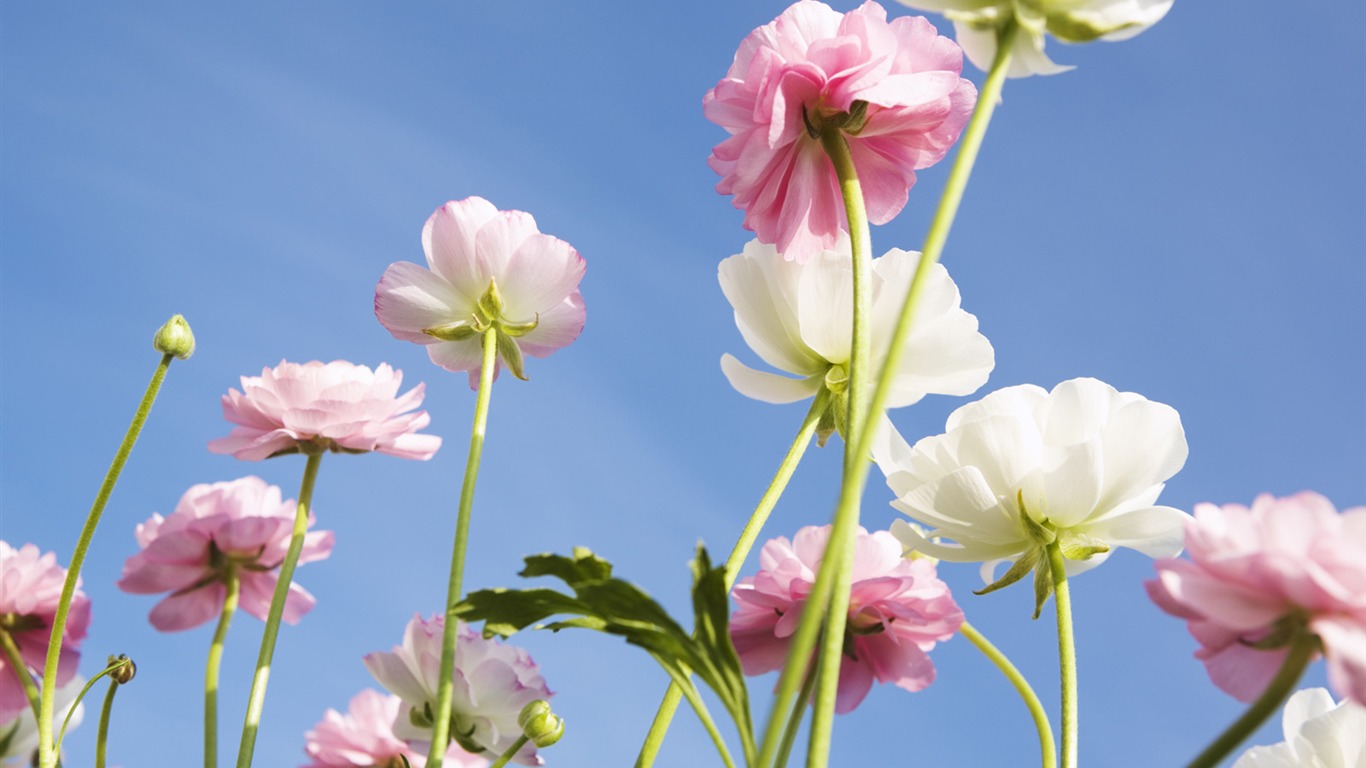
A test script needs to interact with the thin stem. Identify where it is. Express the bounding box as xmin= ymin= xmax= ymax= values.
xmin=206 ymin=566 xmax=240 ymax=768
xmin=775 ymin=663 xmax=819 ymax=768
xmin=234 ymin=452 xmax=324 ymax=768
xmin=664 ymin=666 xmax=737 ymax=768
xmin=488 ymin=735 xmax=530 ymax=768
xmin=38 ymin=352 xmax=175 ymax=768
xmin=1046 ymin=542 xmax=1077 ymax=768
xmin=427 ymin=326 xmax=500 ymax=768
xmin=57 ymin=658 xmax=127 ymax=753
xmin=0 ymin=629 xmax=42 ymax=721
xmin=95 ymin=676 xmax=120 ymax=768
xmin=959 ymin=620 xmax=1056 ymax=768
xmin=1186 ymin=632 xmax=1319 ymax=768
xmin=635 ymin=390 xmax=828 ymax=768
